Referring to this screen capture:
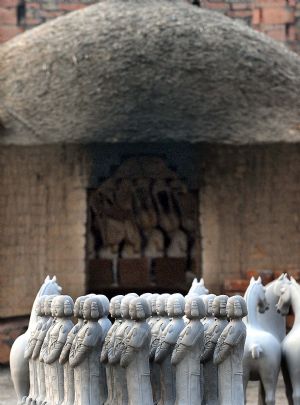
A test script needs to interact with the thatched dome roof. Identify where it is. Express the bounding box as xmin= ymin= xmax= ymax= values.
xmin=0 ymin=0 xmax=299 ymax=145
